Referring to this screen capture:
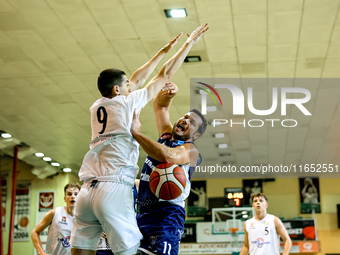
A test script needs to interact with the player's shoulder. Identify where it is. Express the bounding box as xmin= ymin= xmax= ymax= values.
xmin=270 ymin=215 xmax=283 ymax=226
xmin=267 ymin=213 xmax=276 ymax=219
xmin=91 ymin=97 xmax=109 ymax=106
xmin=159 ymin=133 xmax=172 ymax=141
xmin=49 ymin=207 xmax=58 ymax=214
xmin=272 ymin=215 xmax=281 ymax=222
xmin=43 ymin=207 xmax=57 ymax=222
xmin=51 ymin=207 xmax=63 ymax=216
xmin=127 ymin=87 xmax=147 ymax=98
